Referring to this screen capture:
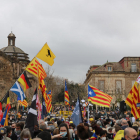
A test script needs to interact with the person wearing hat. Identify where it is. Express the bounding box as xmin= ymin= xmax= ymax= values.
xmin=70 ymin=121 xmax=73 ymax=124
xmin=89 ymin=118 xmax=94 ymax=124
